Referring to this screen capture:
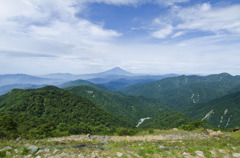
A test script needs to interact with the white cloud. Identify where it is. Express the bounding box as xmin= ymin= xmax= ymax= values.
xmin=152 ymin=25 xmax=173 ymax=38
xmin=86 ymin=0 xmax=140 ymax=5
xmin=0 ymin=0 xmax=121 ymax=56
xmin=156 ymin=0 xmax=189 ymax=6
xmin=82 ymin=0 xmax=189 ymax=6
xmin=150 ymin=3 xmax=240 ymax=39
xmin=175 ymin=3 xmax=240 ymax=33
xmin=172 ymin=31 xmax=185 ymax=38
